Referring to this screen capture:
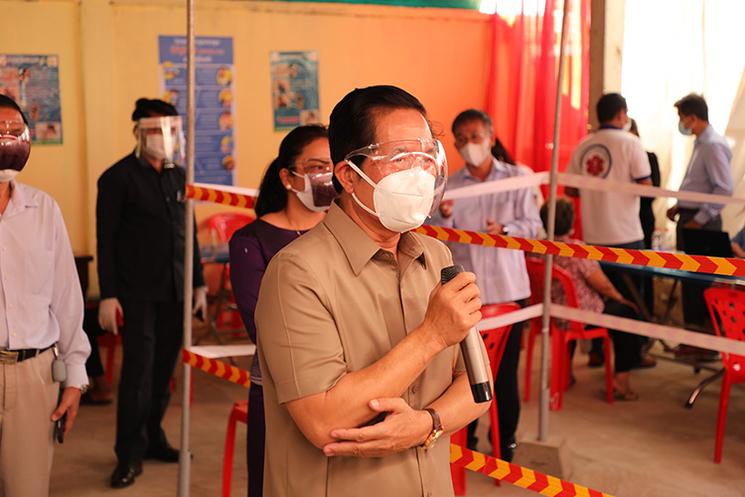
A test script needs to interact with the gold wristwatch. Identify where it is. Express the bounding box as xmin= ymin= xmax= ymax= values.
xmin=421 ymin=408 xmax=444 ymax=450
